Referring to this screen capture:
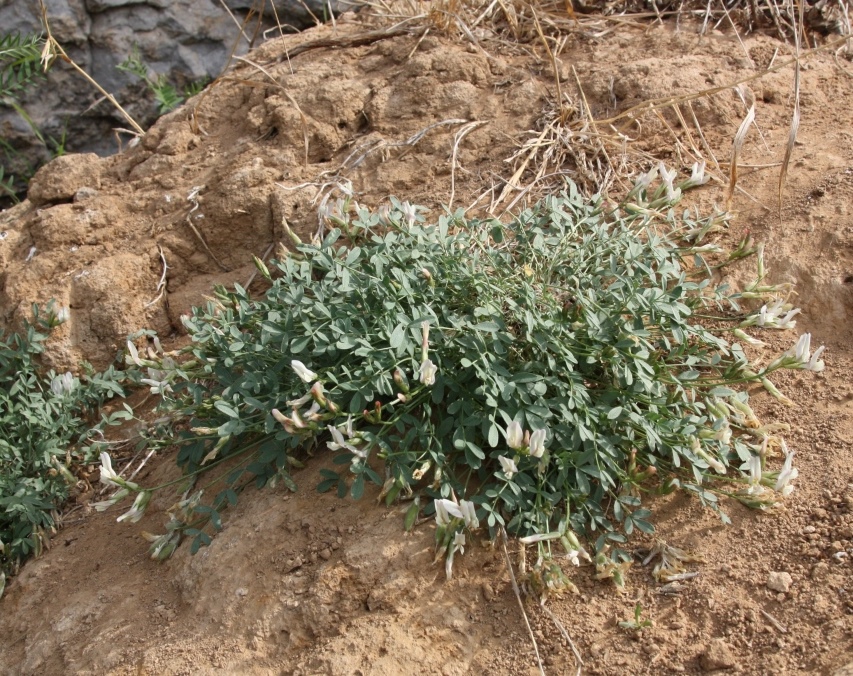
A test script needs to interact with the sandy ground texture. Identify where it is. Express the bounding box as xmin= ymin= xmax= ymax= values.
xmin=1 ymin=6 xmax=853 ymax=675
